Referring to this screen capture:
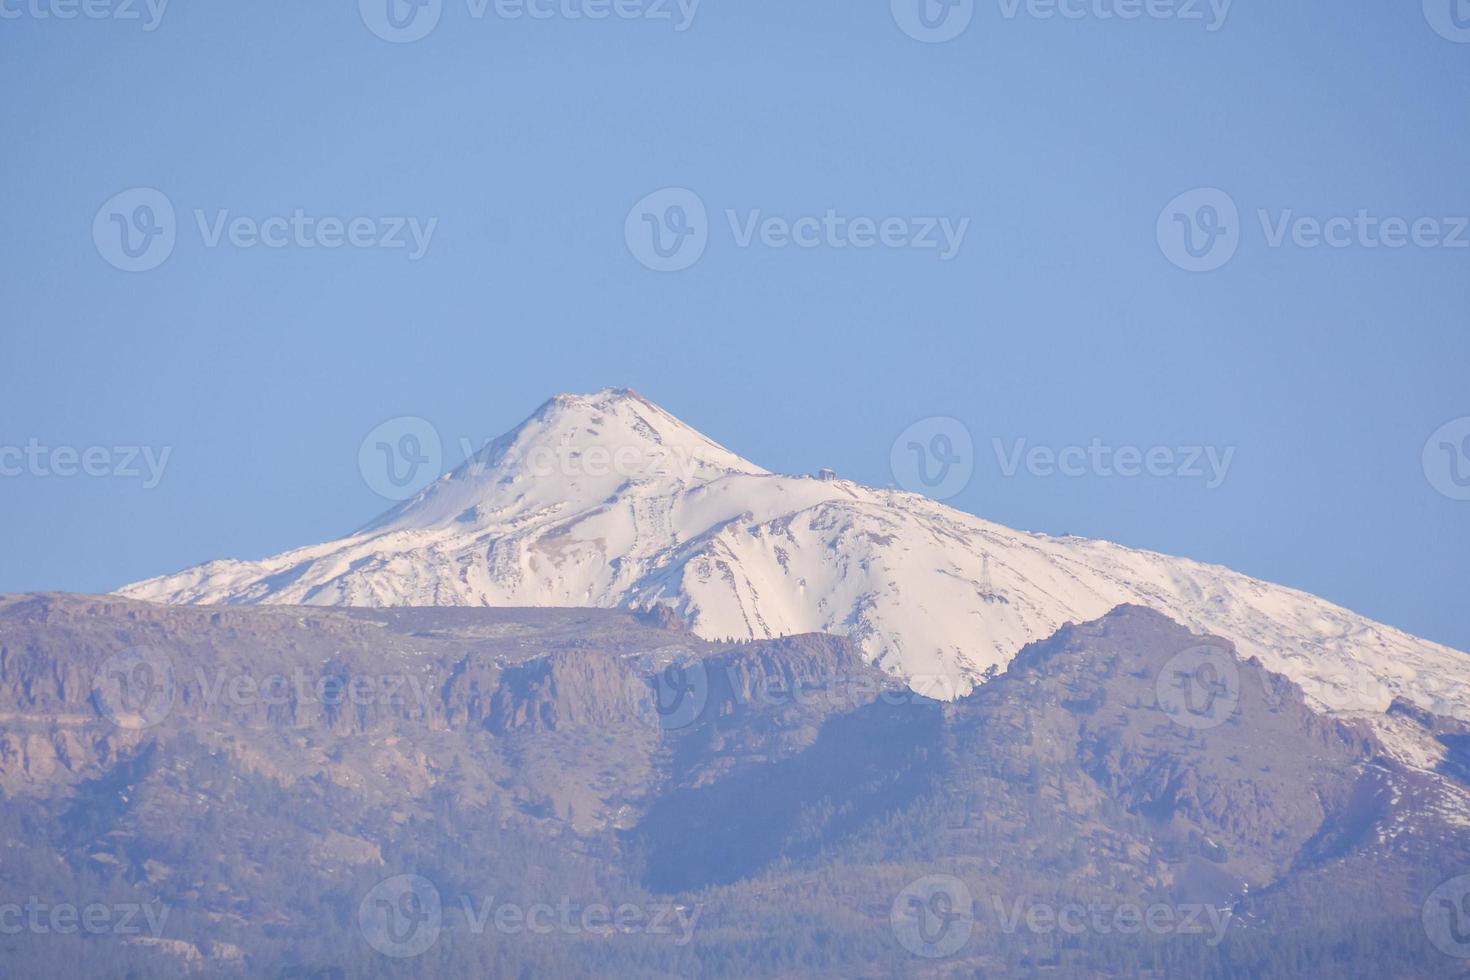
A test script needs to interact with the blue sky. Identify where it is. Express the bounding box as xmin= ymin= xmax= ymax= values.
xmin=2 ymin=0 xmax=1467 ymax=652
